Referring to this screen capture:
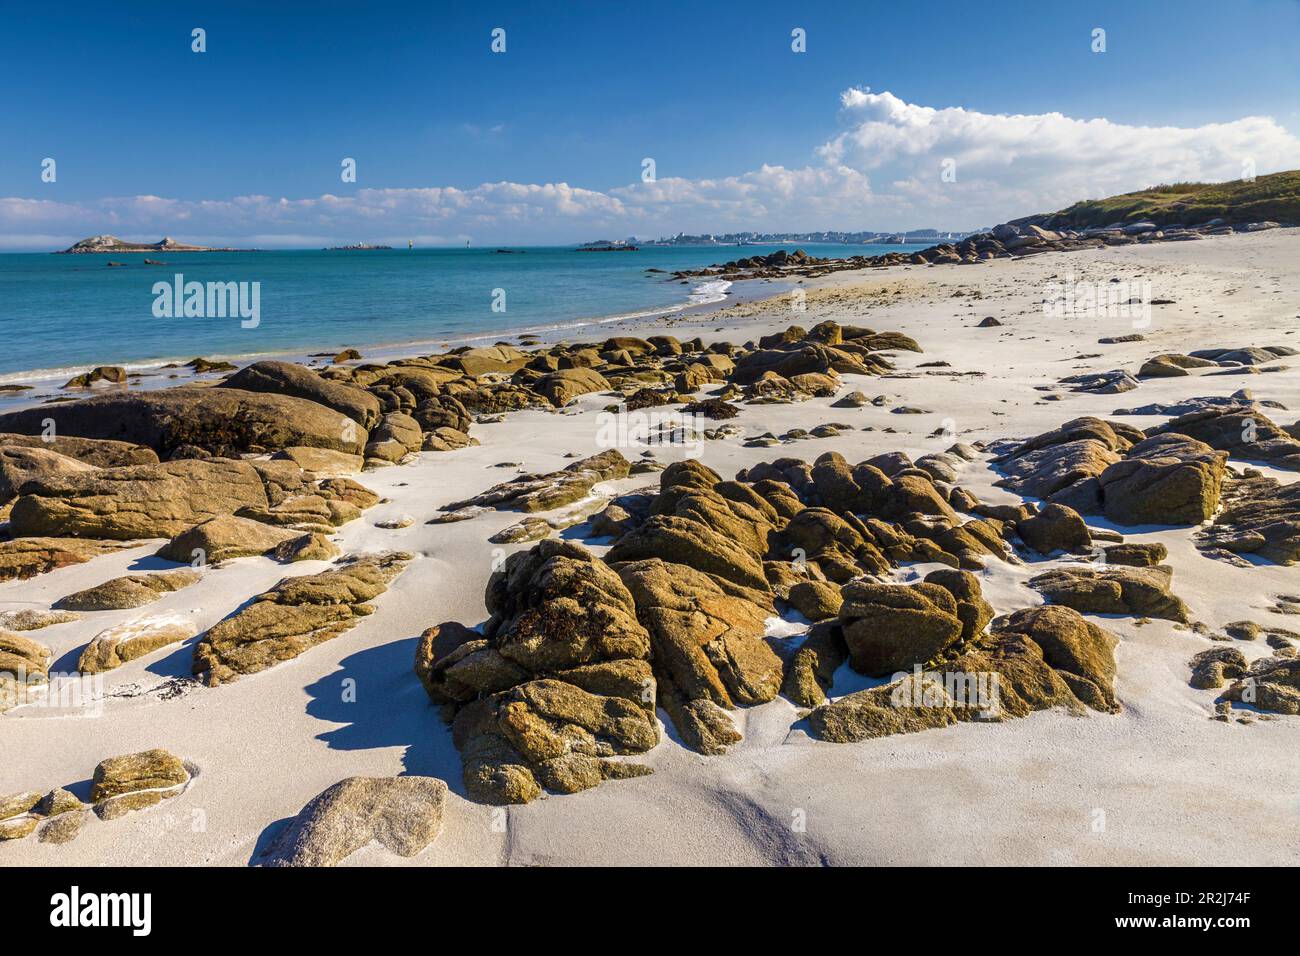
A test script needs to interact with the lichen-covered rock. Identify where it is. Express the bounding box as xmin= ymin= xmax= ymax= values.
xmin=535 ymin=368 xmax=610 ymax=407
xmin=271 ymin=446 xmax=365 ymax=475
xmin=1189 ymin=646 xmax=1248 ymax=689
xmin=0 ymin=537 xmax=135 ymax=583
xmin=732 ymin=344 xmax=878 ymax=385
xmin=193 ymin=552 xmax=411 ymax=685
xmin=615 ymin=558 xmax=780 ymax=751
xmin=364 ymin=411 xmax=424 ymax=463
xmin=0 ymin=790 xmax=42 ymax=821
xmin=441 ymin=450 xmax=629 ymax=514
xmin=271 ymin=531 xmax=342 ymax=563
xmin=808 ymin=604 xmax=1120 ymax=742
xmin=414 ymin=621 xmax=487 ymax=704
xmin=484 ymin=541 xmax=650 ymax=672
xmin=1097 ymin=433 xmax=1226 ymax=525
xmin=91 ymin=748 xmax=190 ymax=819
xmin=976 ymin=605 xmax=1120 ymax=714
xmin=0 ymin=433 xmax=158 ymax=468
xmin=1016 ymin=503 xmax=1091 ymax=554
xmin=0 ymin=608 xmax=81 ymax=631
xmin=781 ymin=622 xmax=847 ymax=708
xmin=1103 ymin=542 xmax=1168 ymax=567
xmin=923 ymin=569 xmax=993 ymax=642
xmin=77 ymin=614 xmax=198 ymax=674
xmin=489 ymin=516 xmax=555 ymax=544
xmin=0 ymin=387 xmax=369 ymax=458
xmin=419 ymin=541 xmax=658 ymax=804
xmin=0 ymin=630 xmax=51 ymax=712
xmin=1147 ymin=404 xmax=1300 ymax=471
xmin=39 ymin=810 xmax=88 ymax=844
xmin=1197 ymin=474 xmax=1300 ymax=565
xmin=0 ymin=816 xmax=40 ymax=841
xmin=220 ymin=360 xmax=382 ymax=430
xmin=260 ymin=776 xmax=448 ymax=867
xmin=992 ymin=417 xmax=1136 ymax=499
xmin=608 ymin=512 xmax=770 ymax=592
xmin=1029 ymin=564 xmax=1191 ymax=622
xmin=158 ymin=514 xmax=301 ymax=564
xmin=837 ymin=581 xmax=964 ymax=677
xmin=10 ymin=458 xmax=271 ymax=540
xmin=1222 ymin=654 xmax=1300 ymax=714
xmin=807 ymin=671 xmax=960 ymax=742
xmin=0 ymin=445 xmax=97 ymax=504
xmin=785 ymin=580 xmax=843 ymax=621
xmin=55 ymin=569 xmax=199 ymax=611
